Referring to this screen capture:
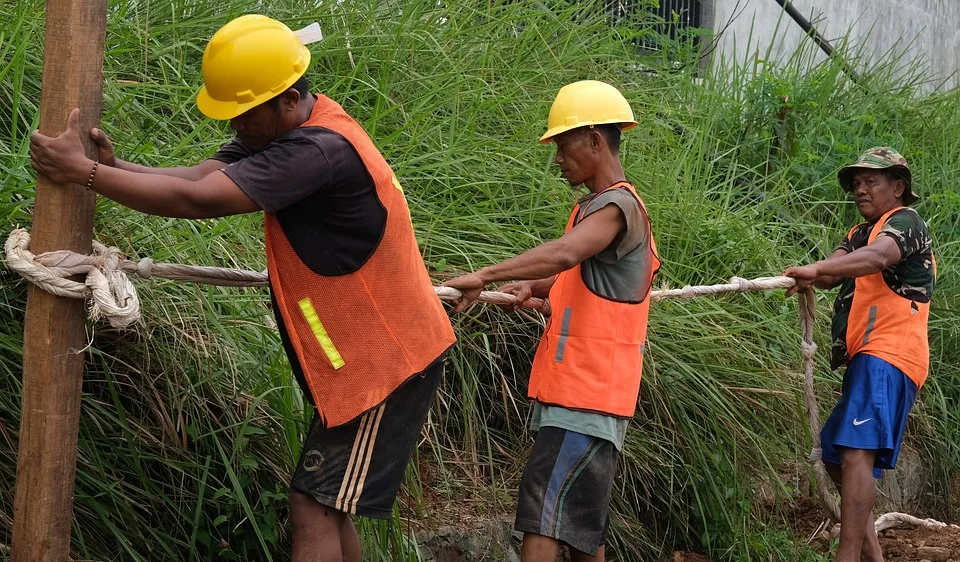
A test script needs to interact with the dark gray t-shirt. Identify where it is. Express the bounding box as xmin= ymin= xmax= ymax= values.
xmin=212 ymin=127 xmax=387 ymax=276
